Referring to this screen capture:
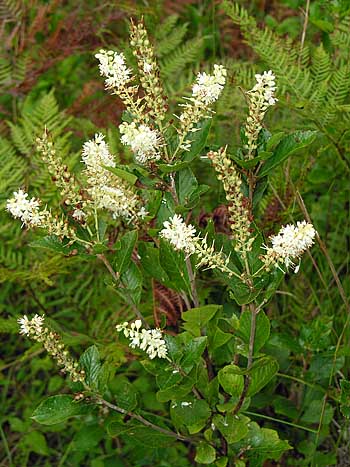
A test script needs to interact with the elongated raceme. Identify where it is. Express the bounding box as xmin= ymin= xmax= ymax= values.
xmin=18 ymin=314 xmax=85 ymax=382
